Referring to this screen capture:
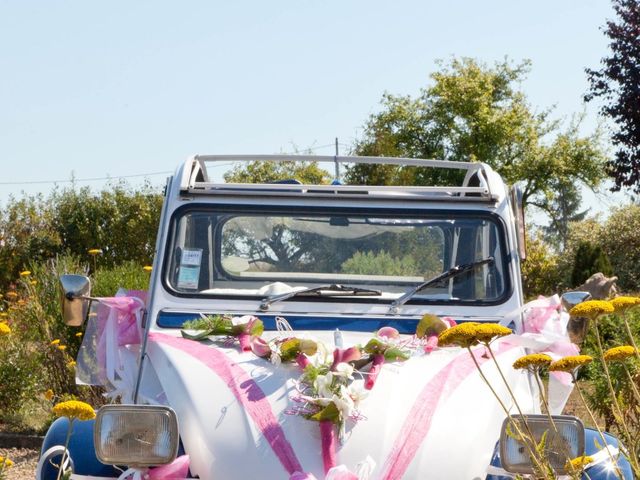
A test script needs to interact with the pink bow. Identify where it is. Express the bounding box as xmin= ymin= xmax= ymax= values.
xmin=148 ymin=455 xmax=190 ymax=479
